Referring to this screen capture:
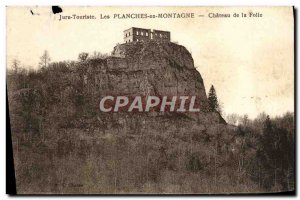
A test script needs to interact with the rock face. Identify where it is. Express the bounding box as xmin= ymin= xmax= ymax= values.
xmin=110 ymin=41 xmax=208 ymax=107
xmin=79 ymin=41 xmax=226 ymax=137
